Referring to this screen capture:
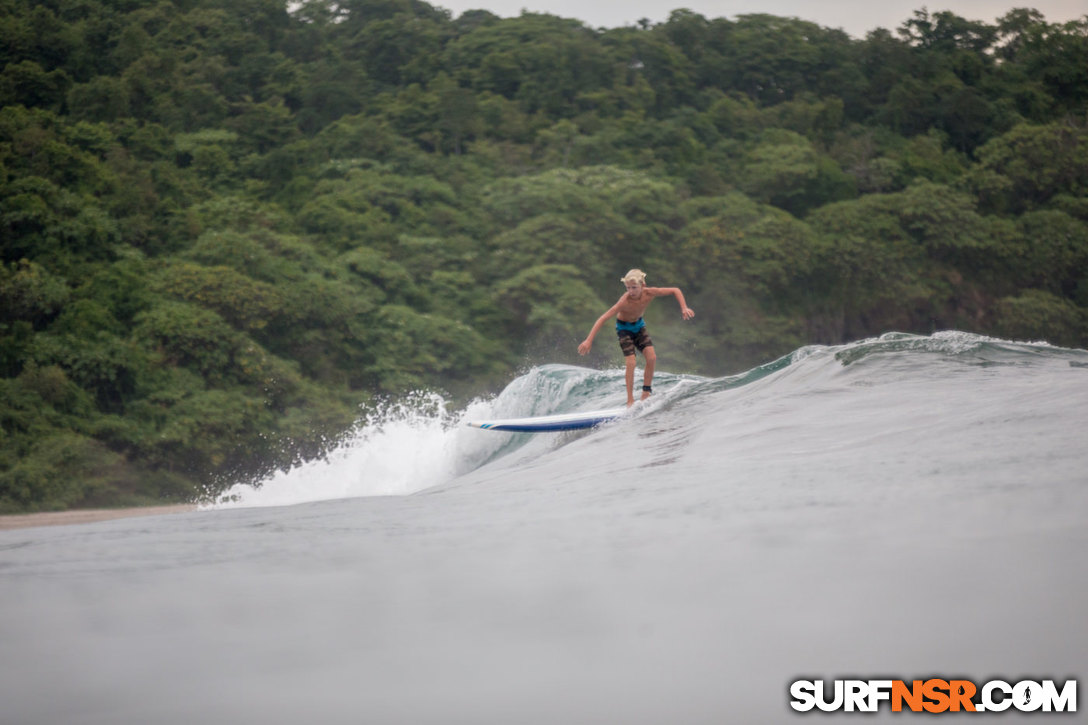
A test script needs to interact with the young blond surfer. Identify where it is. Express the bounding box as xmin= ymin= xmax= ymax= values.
xmin=578 ymin=269 xmax=695 ymax=406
